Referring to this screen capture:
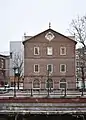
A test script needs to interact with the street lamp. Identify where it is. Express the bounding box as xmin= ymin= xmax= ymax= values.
xmin=13 ymin=67 xmax=19 ymax=97
xmin=47 ymin=69 xmax=50 ymax=97
xmin=76 ymin=78 xmax=79 ymax=89
xmin=17 ymin=67 xmax=20 ymax=90
xmin=76 ymin=68 xmax=79 ymax=89
xmin=80 ymin=62 xmax=85 ymax=96
xmin=64 ymin=83 xmax=67 ymax=97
